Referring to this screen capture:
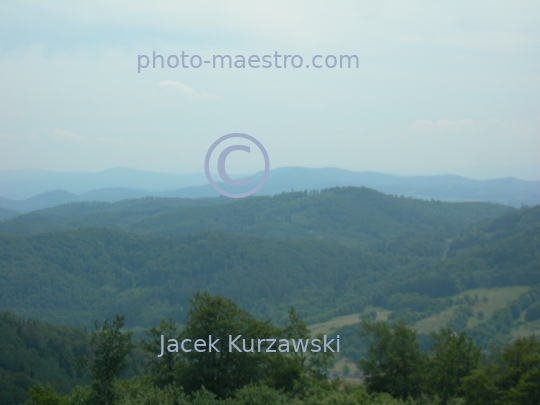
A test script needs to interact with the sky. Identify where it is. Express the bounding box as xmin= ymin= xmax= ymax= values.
xmin=0 ymin=1 xmax=539 ymax=180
